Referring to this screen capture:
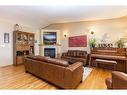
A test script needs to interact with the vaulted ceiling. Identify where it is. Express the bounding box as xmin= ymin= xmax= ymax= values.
xmin=0 ymin=6 xmax=127 ymax=28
